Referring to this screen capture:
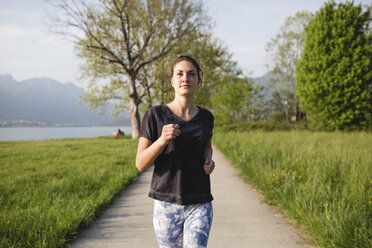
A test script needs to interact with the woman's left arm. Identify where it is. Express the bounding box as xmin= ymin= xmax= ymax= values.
xmin=204 ymin=139 xmax=215 ymax=175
